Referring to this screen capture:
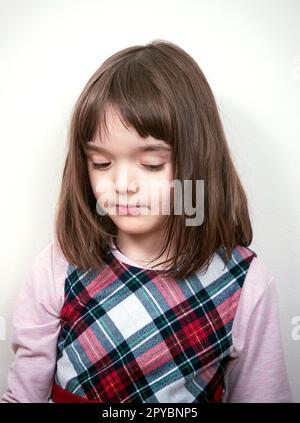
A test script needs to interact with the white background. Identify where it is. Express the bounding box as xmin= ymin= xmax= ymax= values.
xmin=0 ymin=0 xmax=299 ymax=402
